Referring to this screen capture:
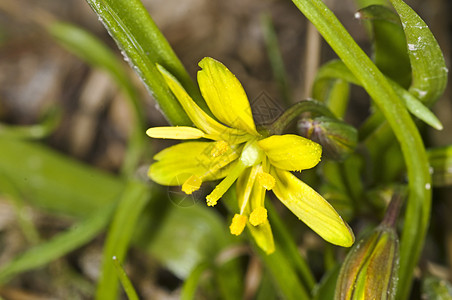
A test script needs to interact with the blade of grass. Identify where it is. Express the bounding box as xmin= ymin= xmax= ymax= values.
xmin=256 ymin=244 xmax=311 ymax=300
xmin=0 ymin=174 xmax=40 ymax=244
xmin=290 ymin=1 xmax=431 ymax=299
xmin=112 ymin=256 xmax=139 ymax=300
xmin=427 ymin=145 xmax=452 ymax=187
xmin=357 ymin=4 xmax=412 ymax=87
xmin=267 ymin=201 xmax=316 ymax=291
xmin=314 ymin=60 xmax=442 ymax=129
xmin=48 ymin=21 xmax=146 ymax=176
xmin=181 ymin=262 xmax=210 ymax=300
xmin=0 ymin=203 xmax=115 ymax=284
xmin=389 ymin=0 xmax=448 ymax=106
xmin=95 ymin=180 xmax=150 ymax=300
xmin=0 ymin=108 xmax=60 ymax=140
xmin=84 ymin=0 xmax=206 ymax=125
xmin=0 ymin=138 xmax=124 ymax=217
